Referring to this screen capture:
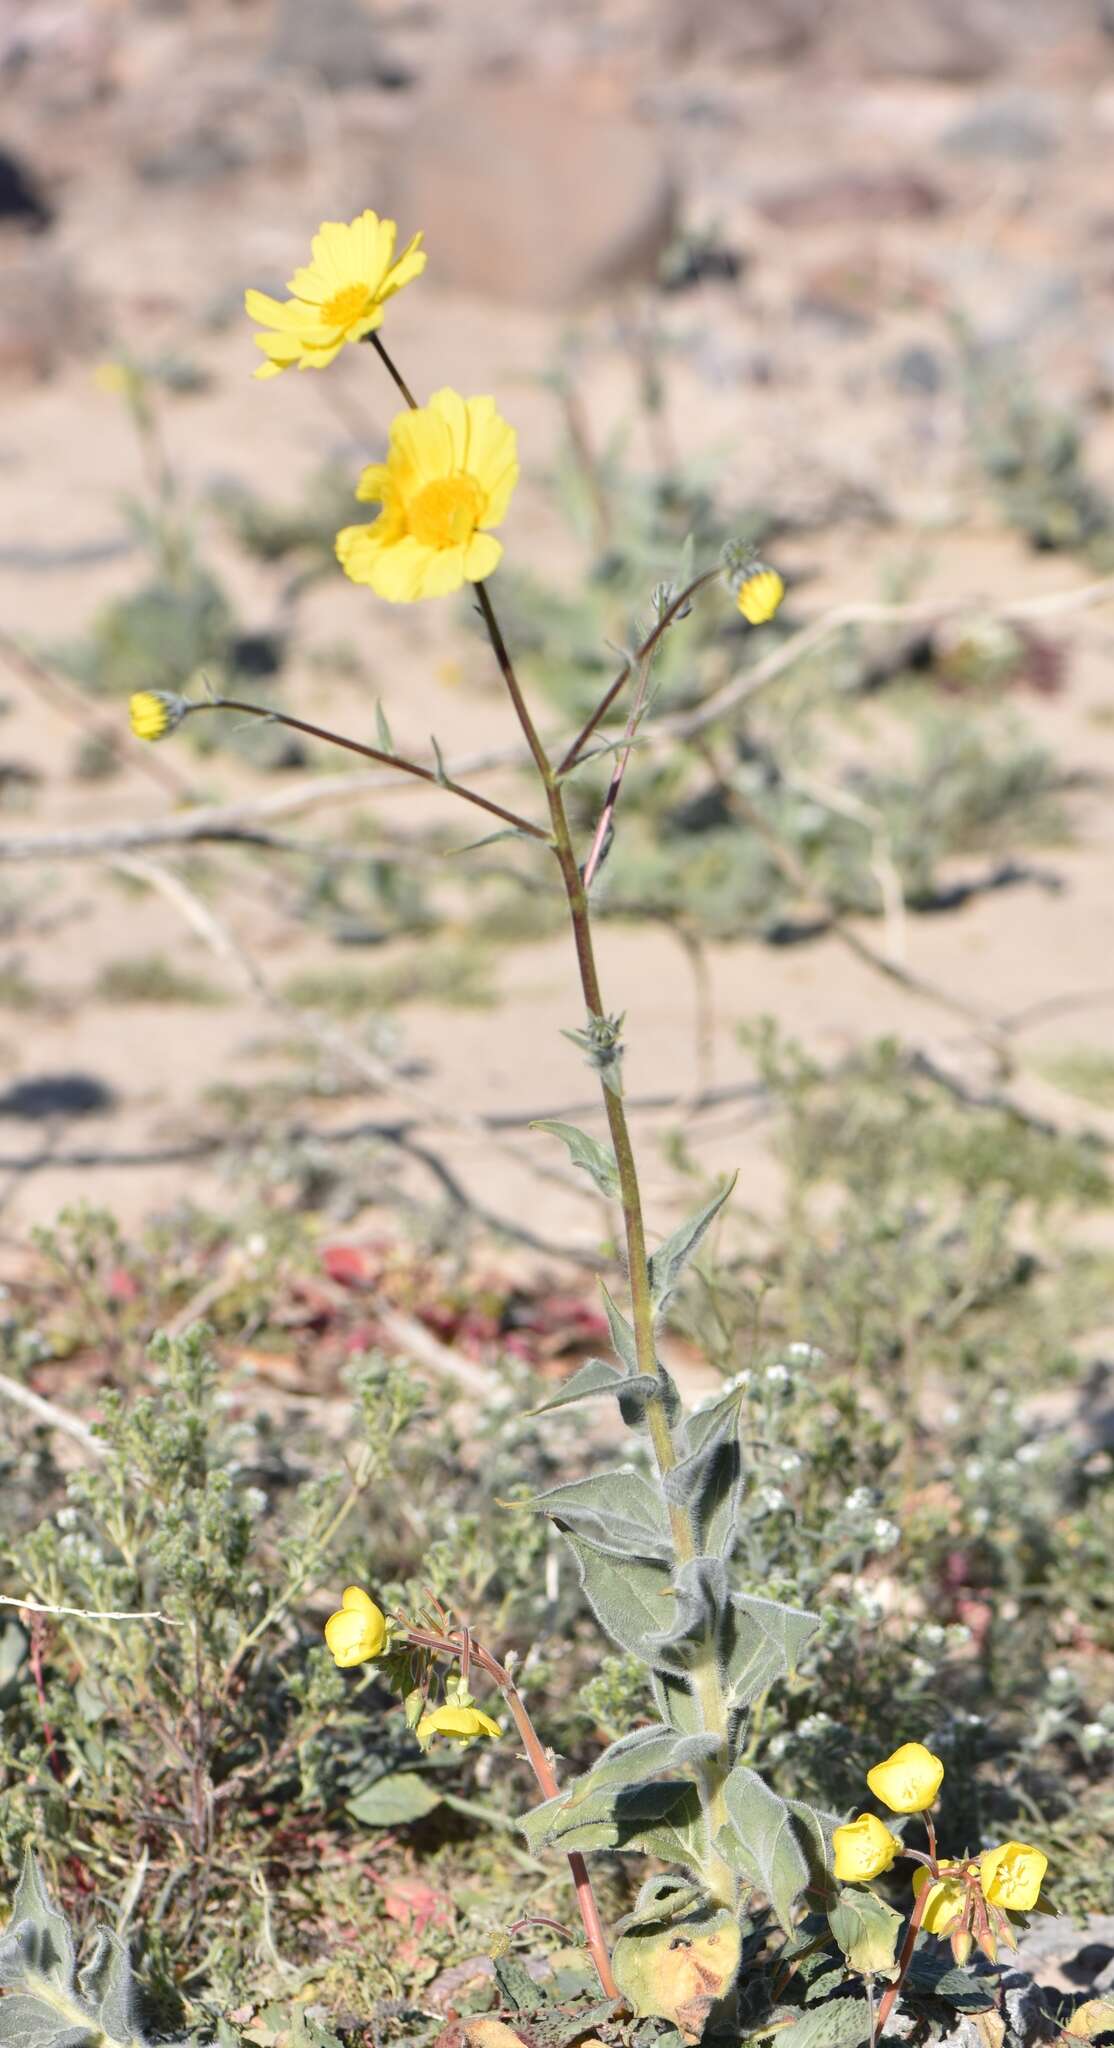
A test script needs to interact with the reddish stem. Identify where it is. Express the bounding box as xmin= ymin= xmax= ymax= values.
xmin=27 ymin=1611 xmax=64 ymax=1782
xmin=872 ymin=1881 xmax=930 ymax=2044
xmin=404 ymin=1623 xmax=619 ymax=2001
